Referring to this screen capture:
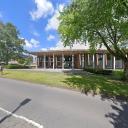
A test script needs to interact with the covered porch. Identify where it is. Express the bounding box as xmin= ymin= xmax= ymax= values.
xmin=32 ymin=49 xmax=124 ymax=70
